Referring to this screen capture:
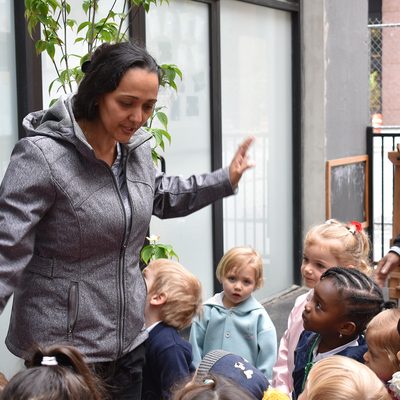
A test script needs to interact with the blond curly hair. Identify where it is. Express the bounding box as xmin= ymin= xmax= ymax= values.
xmin=302 ymin=355 xmax=390 ymax=400
xmin=304 ymin=219 xmax=372 ymax=275
xmin=145 ymin=259 xmax=202 ymax=330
